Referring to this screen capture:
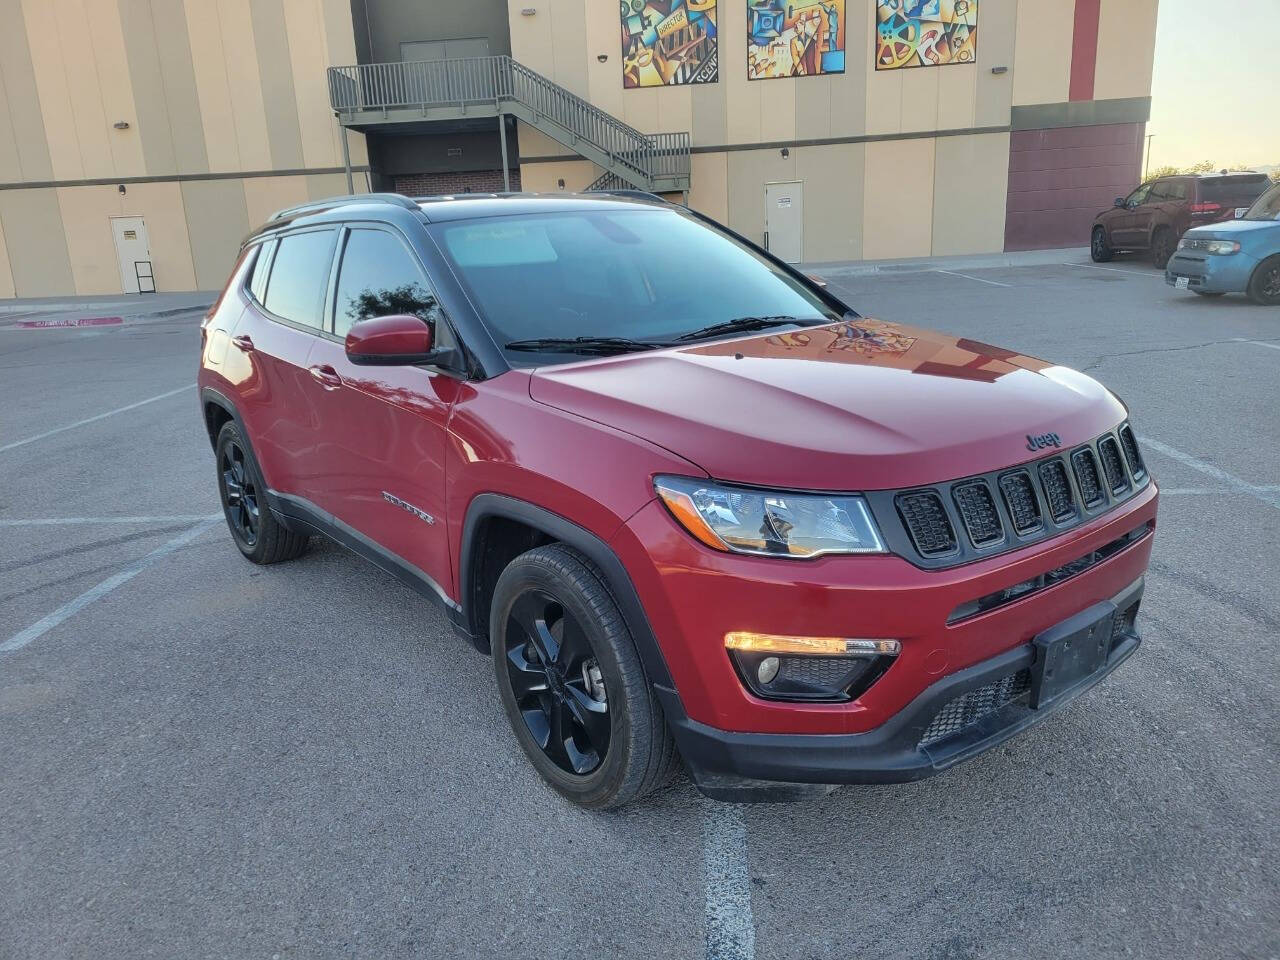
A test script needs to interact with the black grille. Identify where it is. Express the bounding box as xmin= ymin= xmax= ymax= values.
xmin=896 ymin=491 xmax=957 ymax=557
xmin=952 ymin=481 xmax=1003 ymax=547
xmin=1098 ymin=436 xmax=1129 ymax=494
xmin=1111 ymin=599 xmax=1139 ymax=647
xmin=1038 ymin=459 xmax=1076 ymax=522
xmin=1072 ymin=448 xmax=1105 ymax=506
xmin=999 ymin=471 xmax=1042 ymax=534
xmin=1119 ymin=424 xmax=1145 ymax=479
xmin=919 ymin=670 xmax=1032 ymax=747
xmin=778 ymin=656 xmax=860 ymax=686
